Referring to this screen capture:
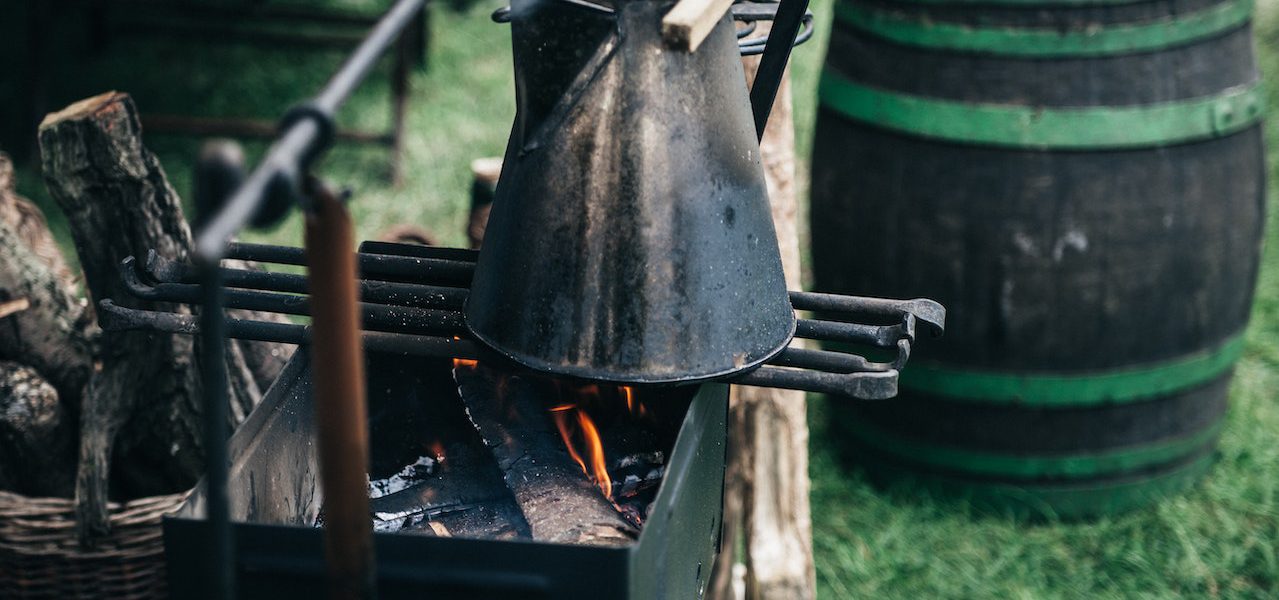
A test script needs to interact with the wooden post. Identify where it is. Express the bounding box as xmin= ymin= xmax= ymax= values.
xmin=711 ymin=23 xmax=815 ymax=600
